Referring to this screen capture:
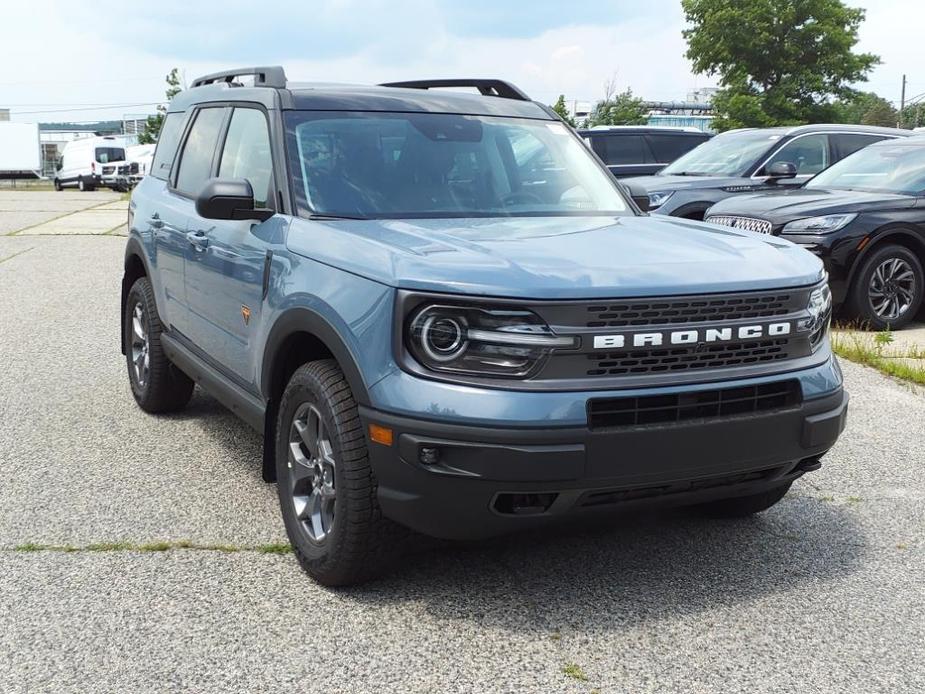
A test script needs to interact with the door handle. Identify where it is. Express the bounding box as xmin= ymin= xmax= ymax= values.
xmin=186 ymin=231 xmax=210 ymax=249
